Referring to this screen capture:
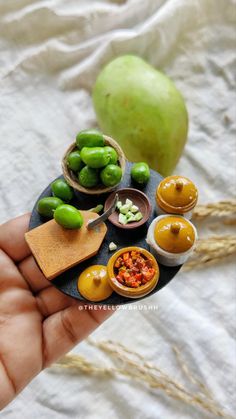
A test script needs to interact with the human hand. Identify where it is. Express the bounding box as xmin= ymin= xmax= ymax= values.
xmin=0 ymin=214 xmax=113 ymax=410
